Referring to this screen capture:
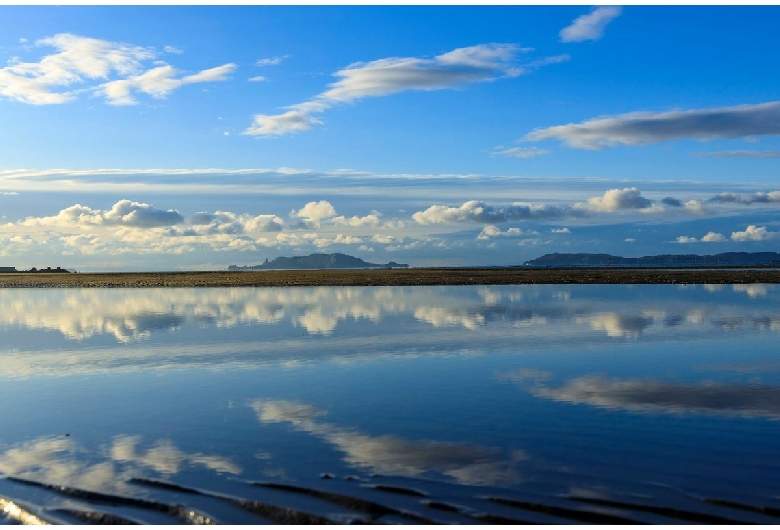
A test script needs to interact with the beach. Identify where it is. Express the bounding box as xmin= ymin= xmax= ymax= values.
xmin=1 ymin=267 xmax=779 ymax=288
